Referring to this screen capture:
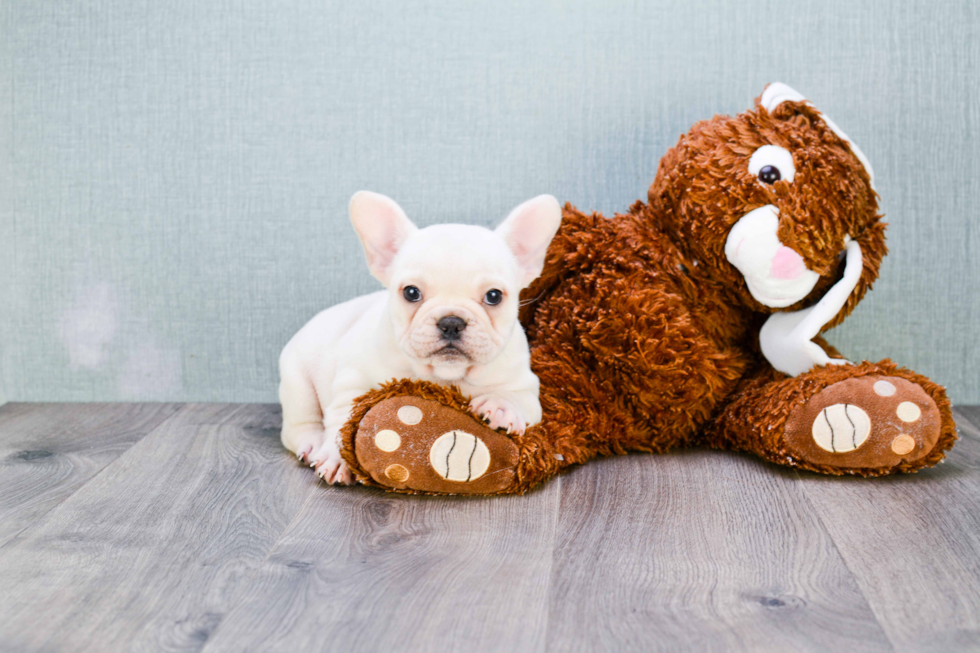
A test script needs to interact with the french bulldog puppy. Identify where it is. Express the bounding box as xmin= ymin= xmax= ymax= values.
xmin=279 ymin=191 xmax=562 ymax=485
